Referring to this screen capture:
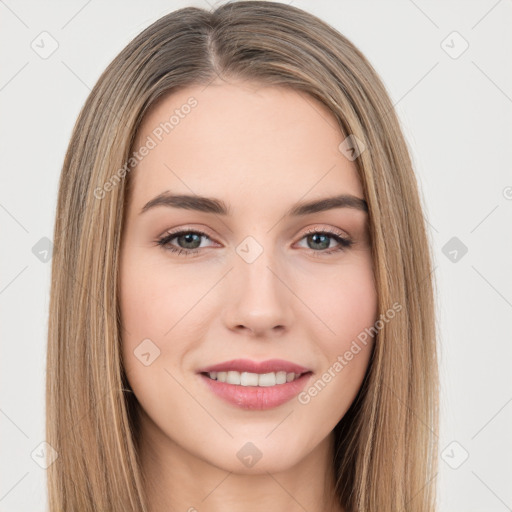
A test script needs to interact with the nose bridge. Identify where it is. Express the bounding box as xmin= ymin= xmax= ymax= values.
xmin=236 ymin=234 xmax=284 ymax=302
xmin=225 ymin=234 xmax=292 ymax=333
